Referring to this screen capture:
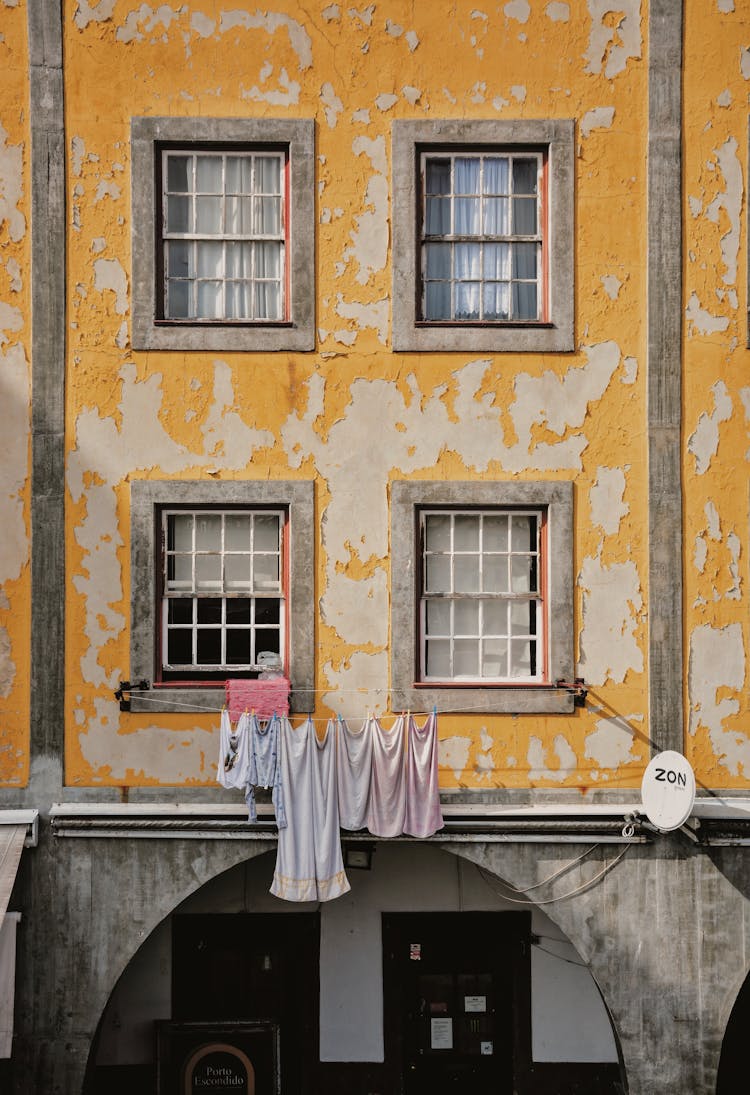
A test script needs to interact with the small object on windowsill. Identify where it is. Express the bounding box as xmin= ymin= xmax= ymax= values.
xmin=555 ymin=677 xmax=588 ymax=707
xmin=226 ymin=674 xmax=290 ymax=722
xmin=114 ymin=679 xmax=151 ymax=712
xmin=257 ymin=650 xmax=284 ymax=680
